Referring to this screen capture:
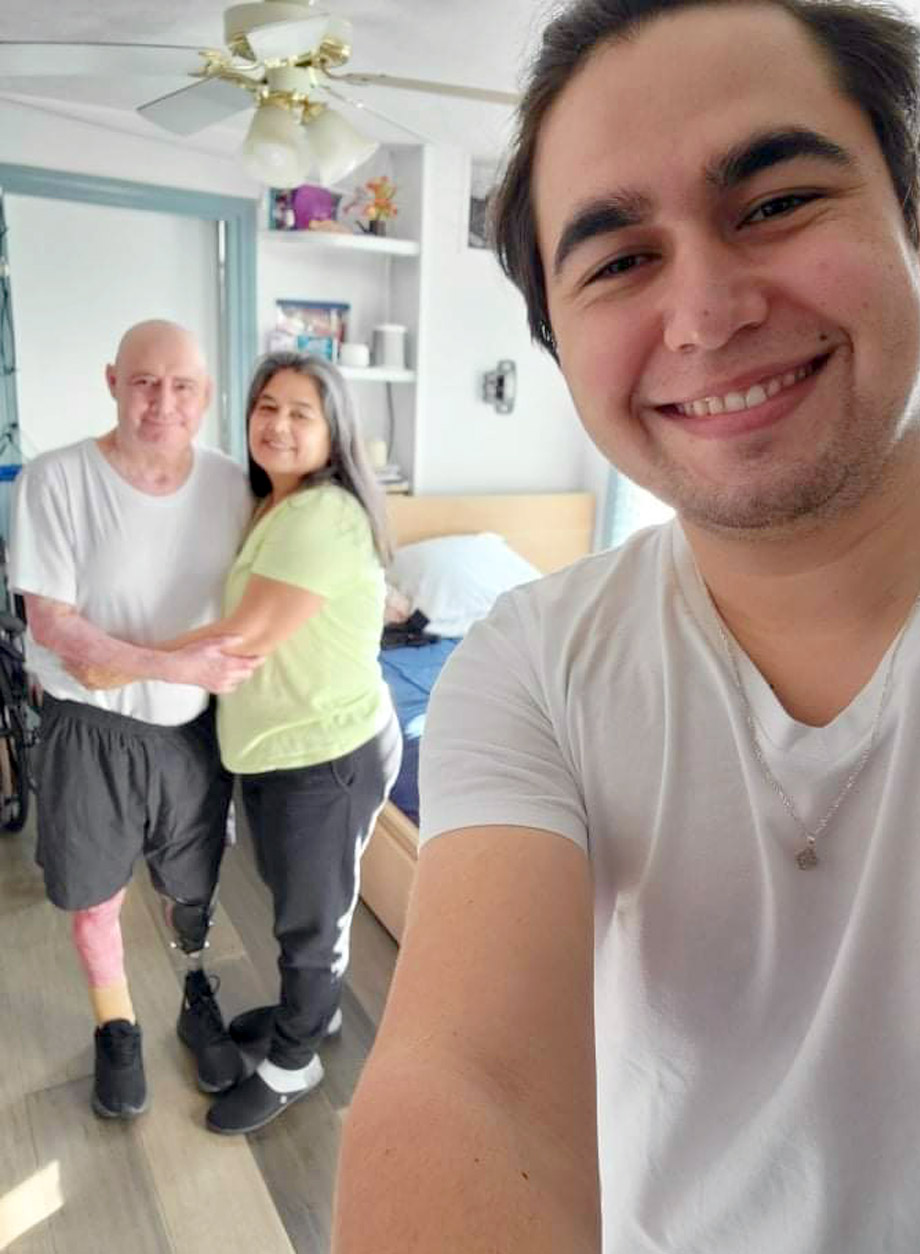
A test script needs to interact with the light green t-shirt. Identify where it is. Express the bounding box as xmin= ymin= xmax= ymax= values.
xmin=217 ymin=482 xmax=389 ymax=773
